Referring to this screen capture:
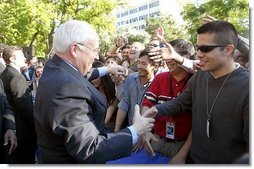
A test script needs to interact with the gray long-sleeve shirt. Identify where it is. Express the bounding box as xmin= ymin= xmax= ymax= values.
xmin=156 ymin=65 xmax=249 ymax=164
